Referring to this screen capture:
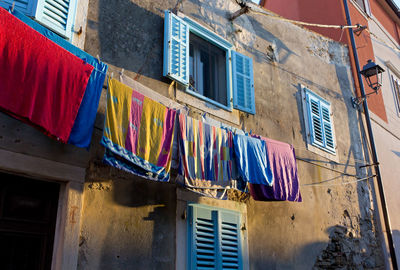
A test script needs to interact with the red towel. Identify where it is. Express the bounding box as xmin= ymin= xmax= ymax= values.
xmin=0 ymin=8 xmax=93 ymax=143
